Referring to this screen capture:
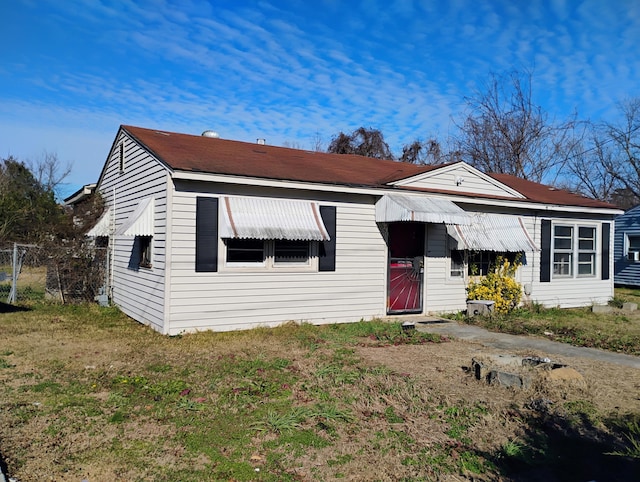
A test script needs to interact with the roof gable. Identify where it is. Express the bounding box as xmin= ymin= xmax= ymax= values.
xmin=389 ymin=162 xmax=525 ymax=199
